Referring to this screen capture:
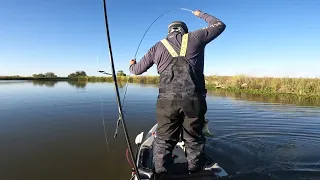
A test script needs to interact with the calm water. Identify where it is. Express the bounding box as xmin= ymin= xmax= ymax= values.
xmin=1 ymin=80 xmax=320 ymax=180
